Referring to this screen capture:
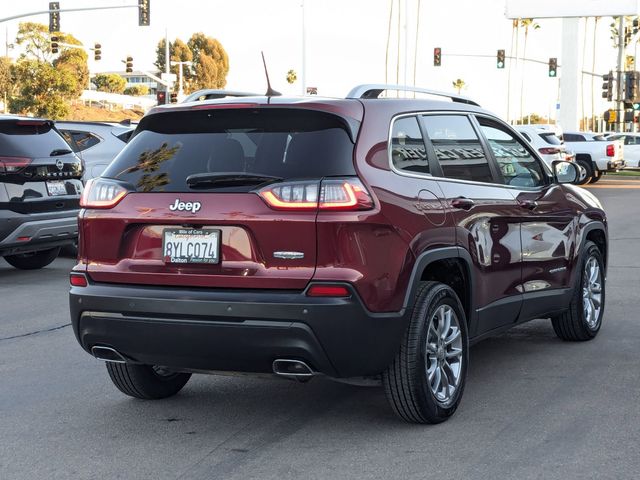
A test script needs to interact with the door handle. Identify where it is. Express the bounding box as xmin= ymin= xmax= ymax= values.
xmin=451 ymin=197 xmax=475 ymax=210
xmin=519 ymin=199 xmax=538 ymax=210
